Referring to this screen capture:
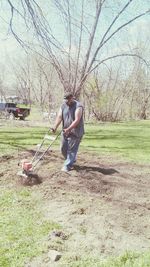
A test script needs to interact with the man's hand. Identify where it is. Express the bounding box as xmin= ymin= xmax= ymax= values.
xmin=50 ymin=127 xmax=56 ymax=133
xmin=63 ymin=128 xmax=70 ymax=136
